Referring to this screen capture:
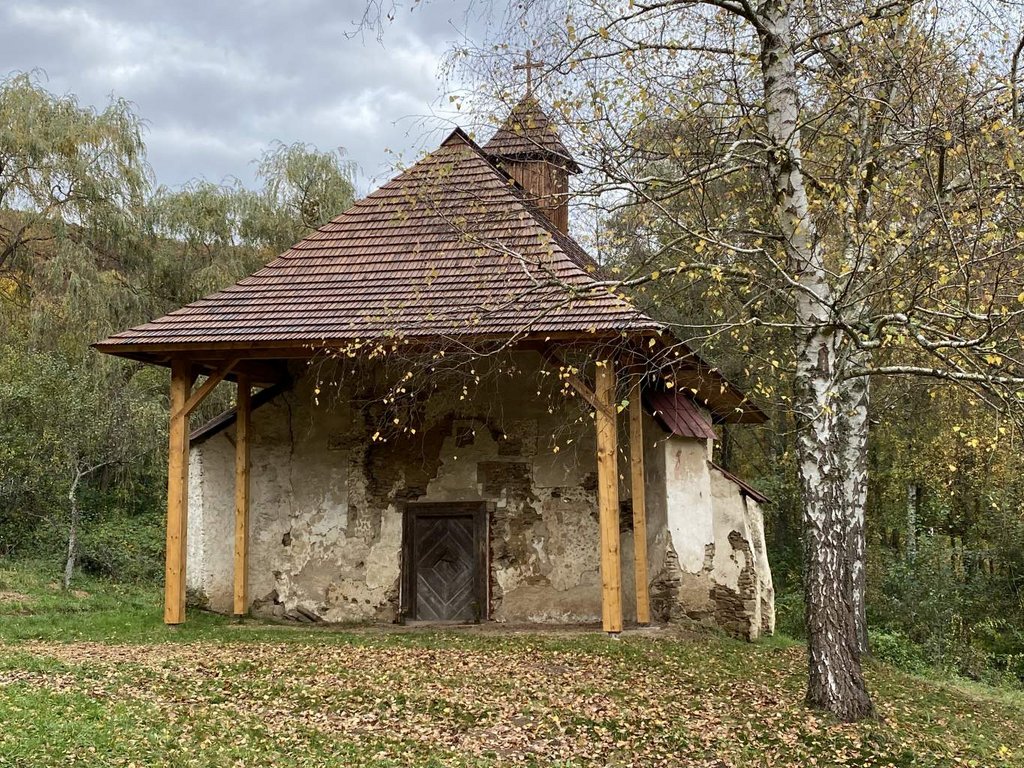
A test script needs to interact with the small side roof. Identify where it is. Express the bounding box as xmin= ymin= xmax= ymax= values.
xmin=645 ymin=390 xmax=717 ymax=440
xmin=711 ymin=462 xmax=770 ymax=505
